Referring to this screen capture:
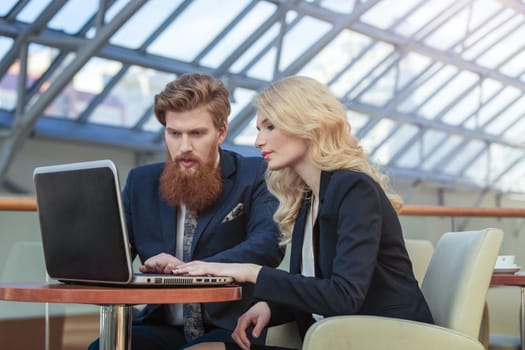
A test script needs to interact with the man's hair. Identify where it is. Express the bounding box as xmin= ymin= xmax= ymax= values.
xmin=154 ymin=73 xmax=231 ymax=129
